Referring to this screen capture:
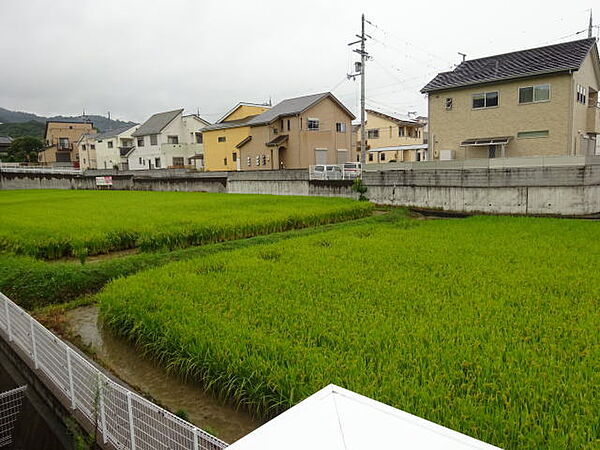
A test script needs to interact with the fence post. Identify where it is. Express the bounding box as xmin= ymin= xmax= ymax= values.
xmin=66 ymin=348 xmax=76 ymax=409
xmin=4 ymin=297 xmax=12 ymax=342
xmin=97 ymin=375 xmax=108 ymax=445
xmin=127 ymin=391 xmax=136 ymax=450
xmin=30 ymin=317 xmax=38 ymax=369
xmin=193 ymin=429 xmax=199 ymax=450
